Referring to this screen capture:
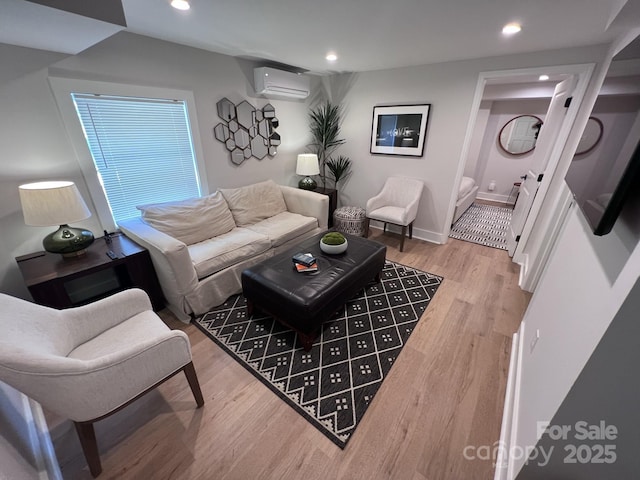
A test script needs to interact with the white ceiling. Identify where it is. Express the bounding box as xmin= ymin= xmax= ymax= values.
xmin=120 ymin=0 xmax=638 ymax=74
xmin=0 ymin=0 xmax=124 ymax=55
xmin=2 ymin=0 xmax=639 ymax=74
